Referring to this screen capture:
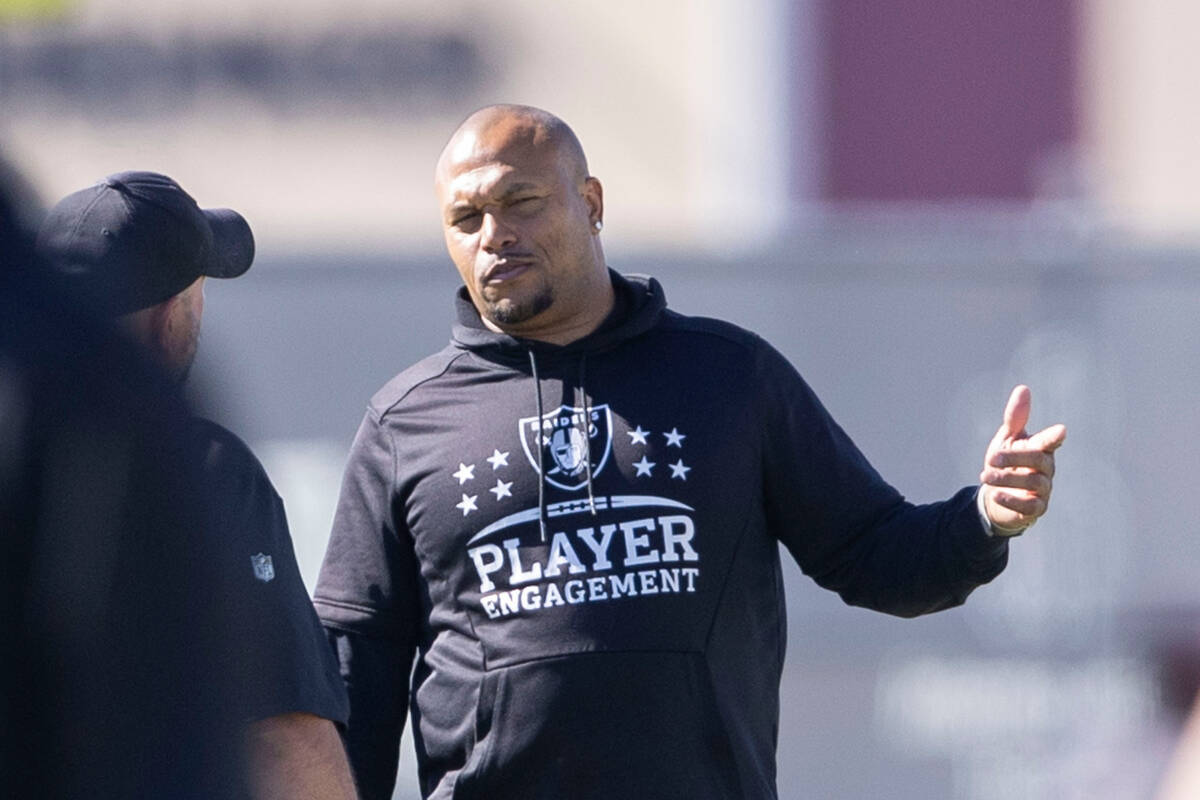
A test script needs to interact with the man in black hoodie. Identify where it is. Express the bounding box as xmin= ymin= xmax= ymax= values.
xmin=315 ymin=105 xmax=1067 ymax=800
